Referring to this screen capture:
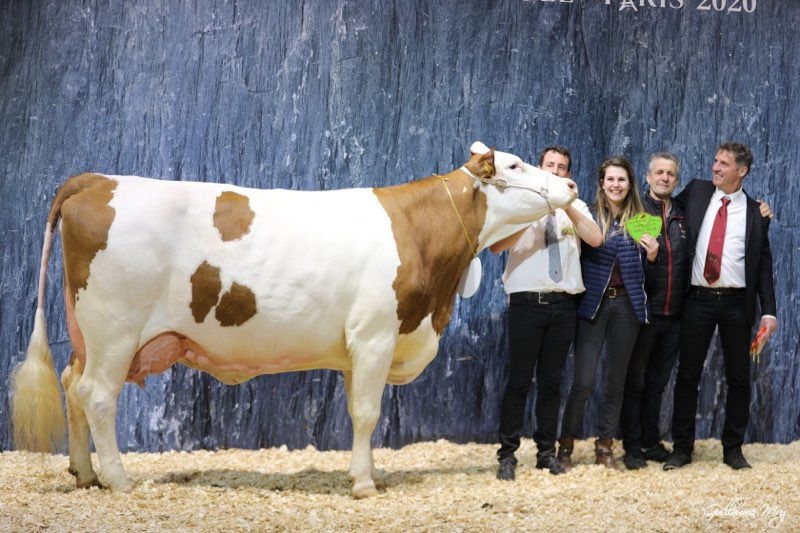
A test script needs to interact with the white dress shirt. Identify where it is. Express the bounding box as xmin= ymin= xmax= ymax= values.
xmin=502 ymin=198 xmax=591 ymax=294
xmin=691 ymin=187 xmax=747 ymax=288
